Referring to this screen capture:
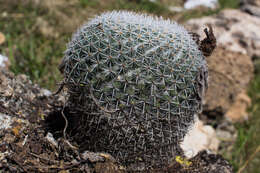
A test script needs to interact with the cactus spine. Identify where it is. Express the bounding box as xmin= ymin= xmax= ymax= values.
xmin=61 ymin=11 xmax=208 ymax=169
